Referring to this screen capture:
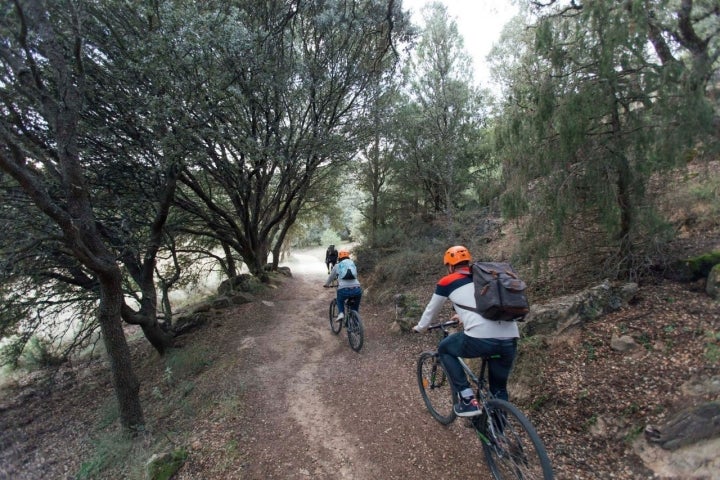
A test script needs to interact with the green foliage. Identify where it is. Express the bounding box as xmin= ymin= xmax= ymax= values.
xmin=381 ymin=2 xmax=491 ymax=222
xmin=689 ymin=176 xmax=720 ymax=208
xmin=0 ymin=334 xmax=67 ymax=371
xmin=705 ymin=330 xmax=720 ymax=365
xmin=76 ymin=431 xmax=135 ymax=479
xmin=146 ymin=449 xmax=188 ymax=480
xmin=490 ymin=0 xmax=720 ymax=281
xmin=583 ymin=341 xmax=597 ymax=361
xmin=686 ymin=252 xmax=720 ymax=278
xmin=624 ymin=424 xmax=646 ymax=444
xmin=529 ymin=394 xmax=551 ymax=411
xmin=637 ymin=333 xmax=652 ymax=350
xmin=164 ymin=345 xmax=214 ymax=385
xmin=97 ymin=399 xmax=120 ymax=430
xmin=364 ymin=244 xmax=438 ymax=286
xmin=583 ymin=414 xmax=598 ymax=431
